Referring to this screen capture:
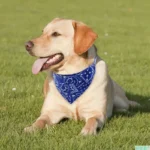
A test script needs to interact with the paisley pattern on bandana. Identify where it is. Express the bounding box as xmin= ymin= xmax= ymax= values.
xmin=53 ymin=57 xmax=97 ymax=104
